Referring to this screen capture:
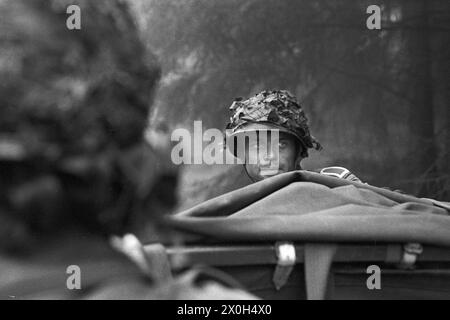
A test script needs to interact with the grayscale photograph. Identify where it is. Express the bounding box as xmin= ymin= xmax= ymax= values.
xmin=0 ymin=0 xmax=449 ymax=305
